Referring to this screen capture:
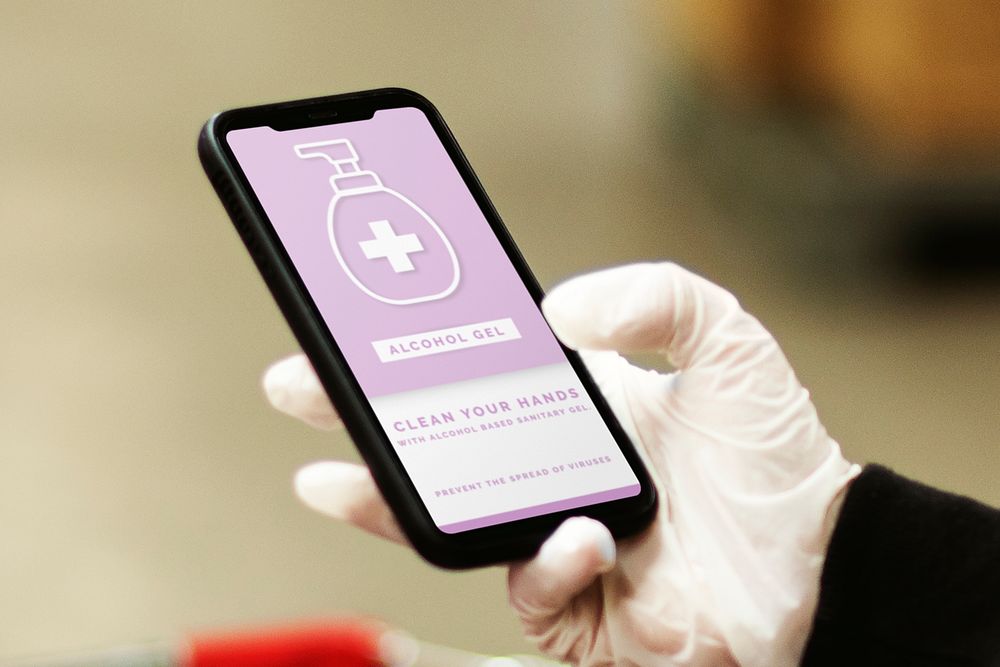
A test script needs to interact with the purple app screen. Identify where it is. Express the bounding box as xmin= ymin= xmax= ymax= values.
xmin=227 ymin=108 xmax=639 ymax=532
